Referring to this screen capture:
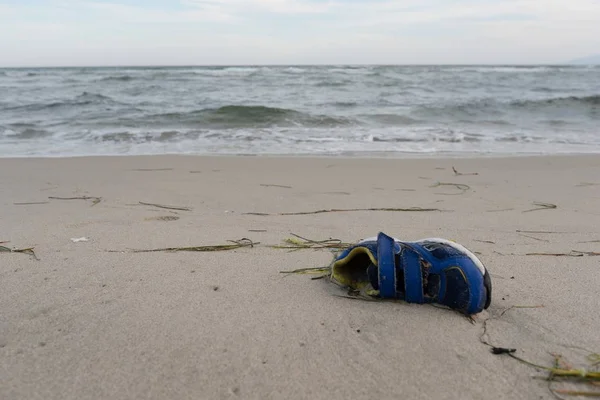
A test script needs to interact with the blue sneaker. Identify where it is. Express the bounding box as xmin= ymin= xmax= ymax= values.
xmin=331 ymin=232 xmax=492 ymax=314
